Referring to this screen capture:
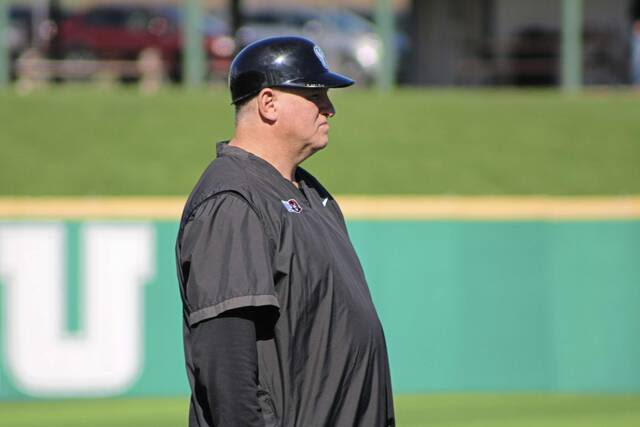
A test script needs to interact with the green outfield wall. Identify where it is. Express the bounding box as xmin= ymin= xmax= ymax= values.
xmin=0 ymin=219 xmax=639 ymax=400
